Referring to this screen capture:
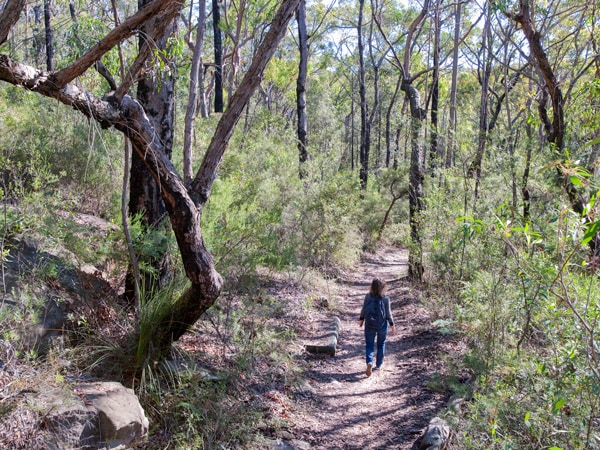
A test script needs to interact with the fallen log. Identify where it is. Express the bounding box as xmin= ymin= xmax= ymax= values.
xmin=305 ymin=317 xmax=341 ymax=356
